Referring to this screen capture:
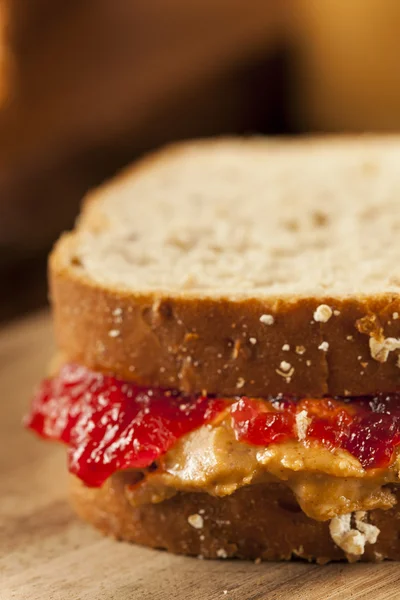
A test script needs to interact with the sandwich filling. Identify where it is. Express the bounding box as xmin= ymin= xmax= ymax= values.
xmin=26 ymin=363 xmax=400 ymax=522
